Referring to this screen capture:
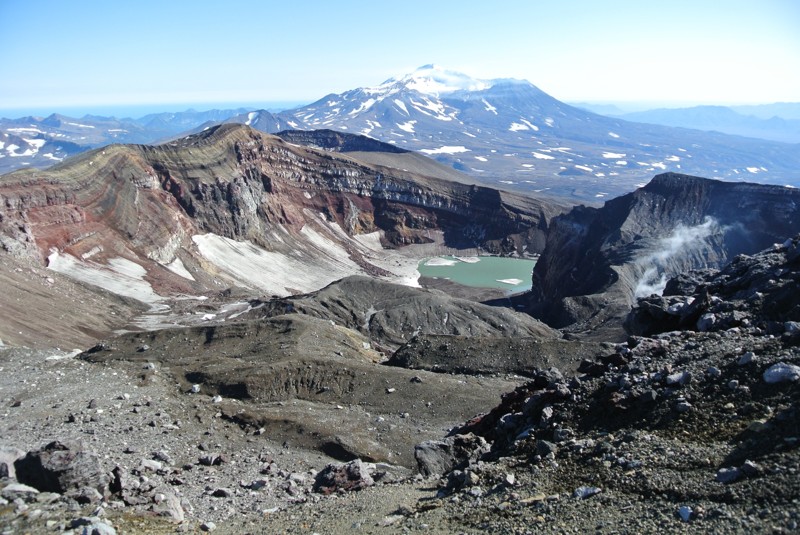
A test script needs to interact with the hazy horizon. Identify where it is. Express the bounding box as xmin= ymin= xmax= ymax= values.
xmin=2 ymin=96 xmax=797 ymax=123
xmin=2 ymin=0 xmax=798 ymax=114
